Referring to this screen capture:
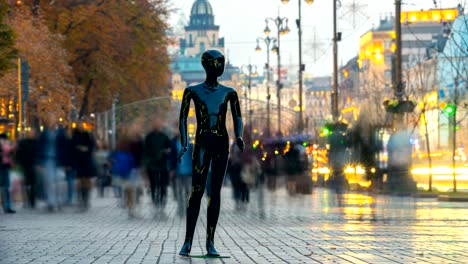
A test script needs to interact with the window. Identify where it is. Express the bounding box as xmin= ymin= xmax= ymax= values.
xmin=200 ymin=42 xmax=205 ymax=53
